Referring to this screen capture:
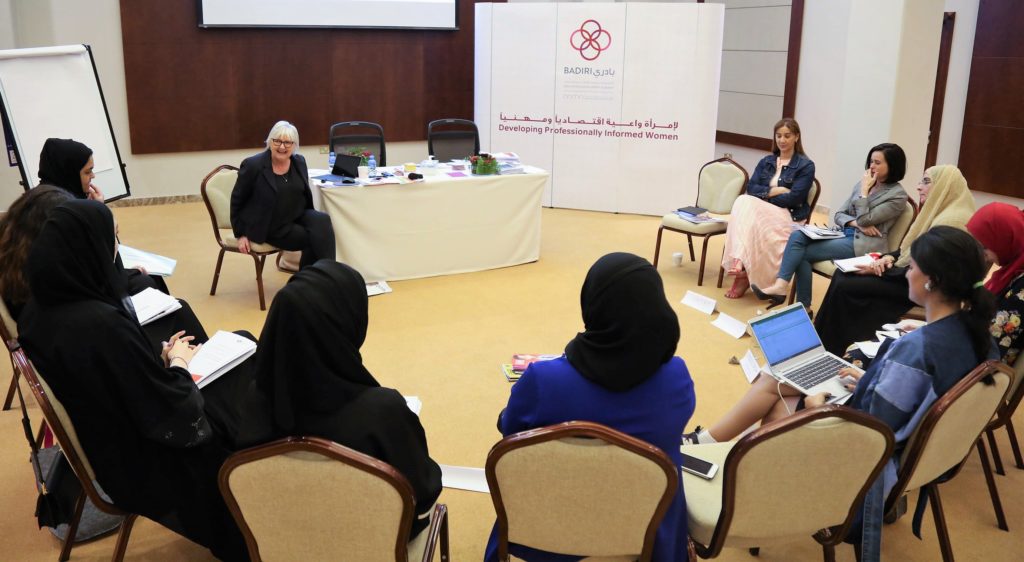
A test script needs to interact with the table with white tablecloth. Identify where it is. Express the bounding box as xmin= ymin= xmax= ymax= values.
xmin=314 ymin=169 xmax=548 ymax=282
